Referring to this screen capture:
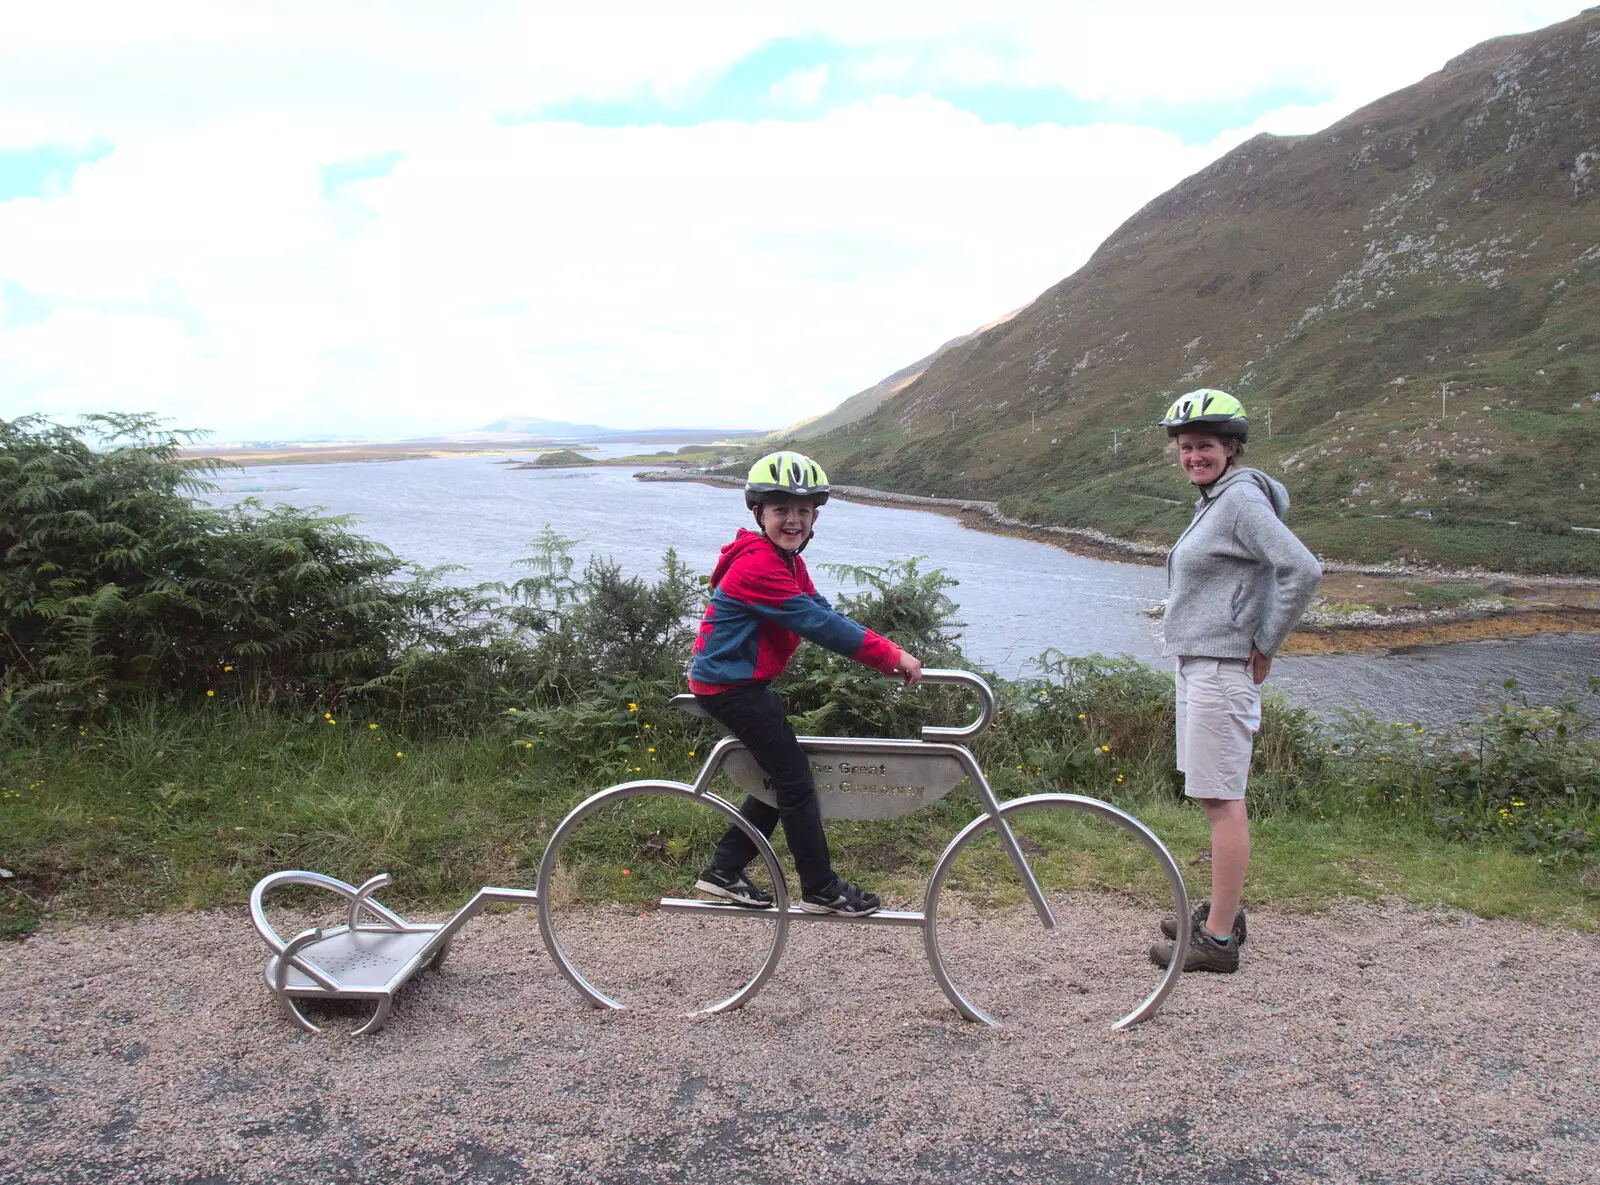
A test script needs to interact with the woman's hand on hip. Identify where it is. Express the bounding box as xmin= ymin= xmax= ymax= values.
xmin=1248 ymin=646 xmax=1272 ymax=685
